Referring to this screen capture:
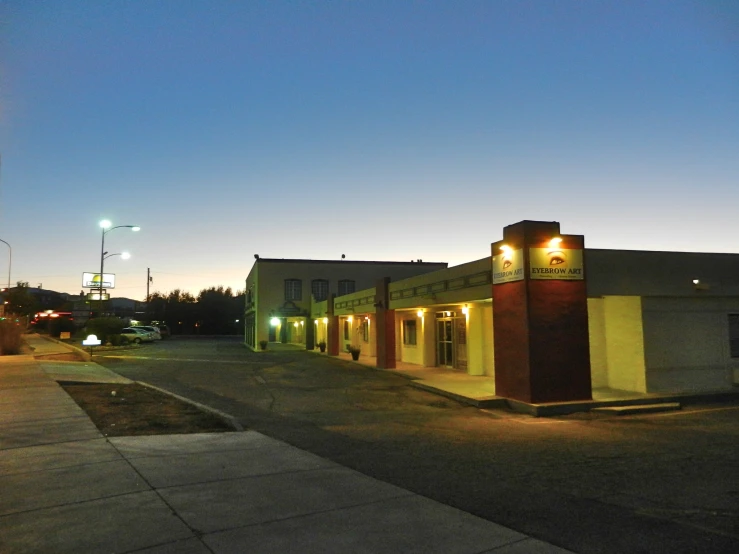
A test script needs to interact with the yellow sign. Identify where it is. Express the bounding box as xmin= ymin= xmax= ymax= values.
xmin=529 ymin=248 xmax=584 ymax=280
xmin=492 ymin=248 xmax=524 ymax=284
